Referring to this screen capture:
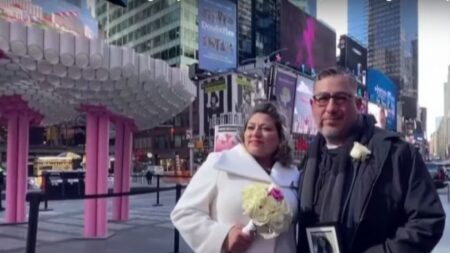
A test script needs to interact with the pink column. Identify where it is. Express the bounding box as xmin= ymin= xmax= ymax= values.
xmin=96 ymin=115 xmax=109 ymax=237
xmin=84 ymin=113 xmax=98 ymax=237
xmin=5 ymin=113 xmax=19 ymax=223
xmin=120 ymin=124 xmax=133 ymax=221
xmin=16 ymin=115 xmax=30 ymax=222
xmin=112 ymin=122 xmax=124 ymax=221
